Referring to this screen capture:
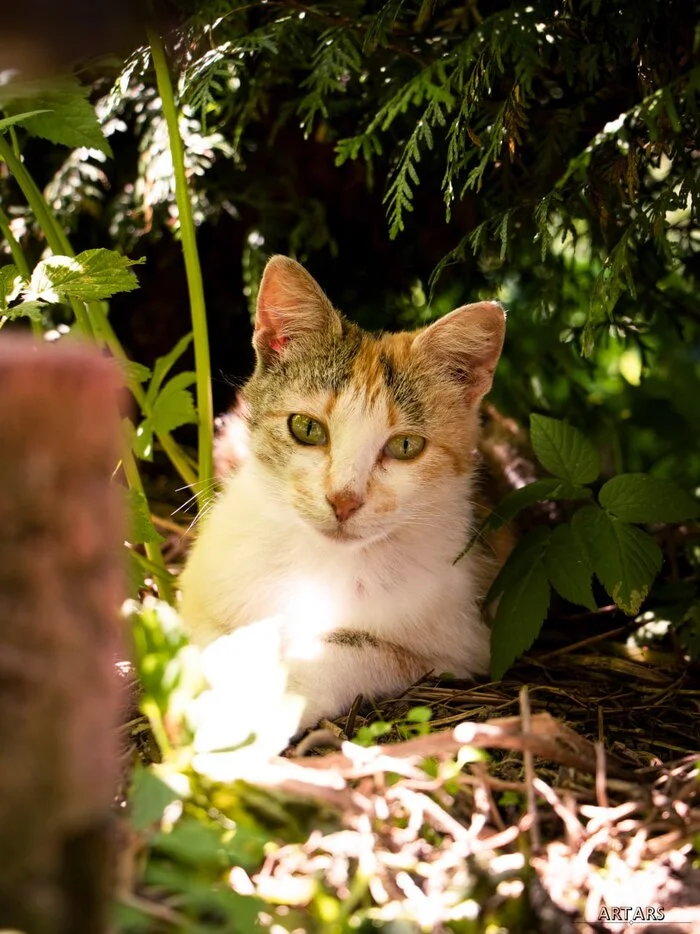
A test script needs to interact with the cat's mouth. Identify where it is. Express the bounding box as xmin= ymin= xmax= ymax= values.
xmin=319 ymin=526 xmax=363 ymax=543
xmin=317 ymin=523 xmax=391 ymax=547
